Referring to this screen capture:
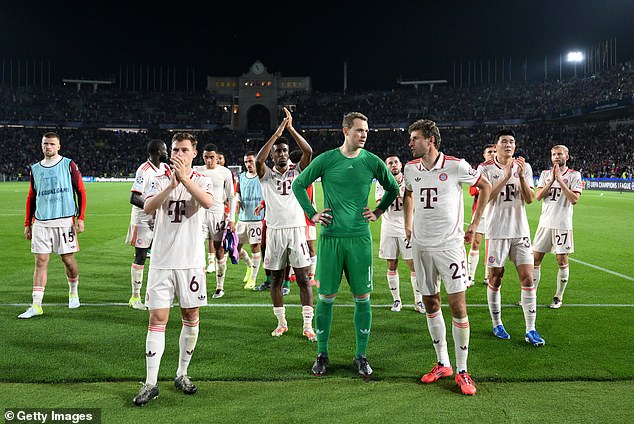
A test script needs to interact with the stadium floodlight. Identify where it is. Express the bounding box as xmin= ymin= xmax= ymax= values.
xmin=566 ymin=51 xmax=584 ymax=76
xmin=566 ymin=51 xmax=584 ymax=63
